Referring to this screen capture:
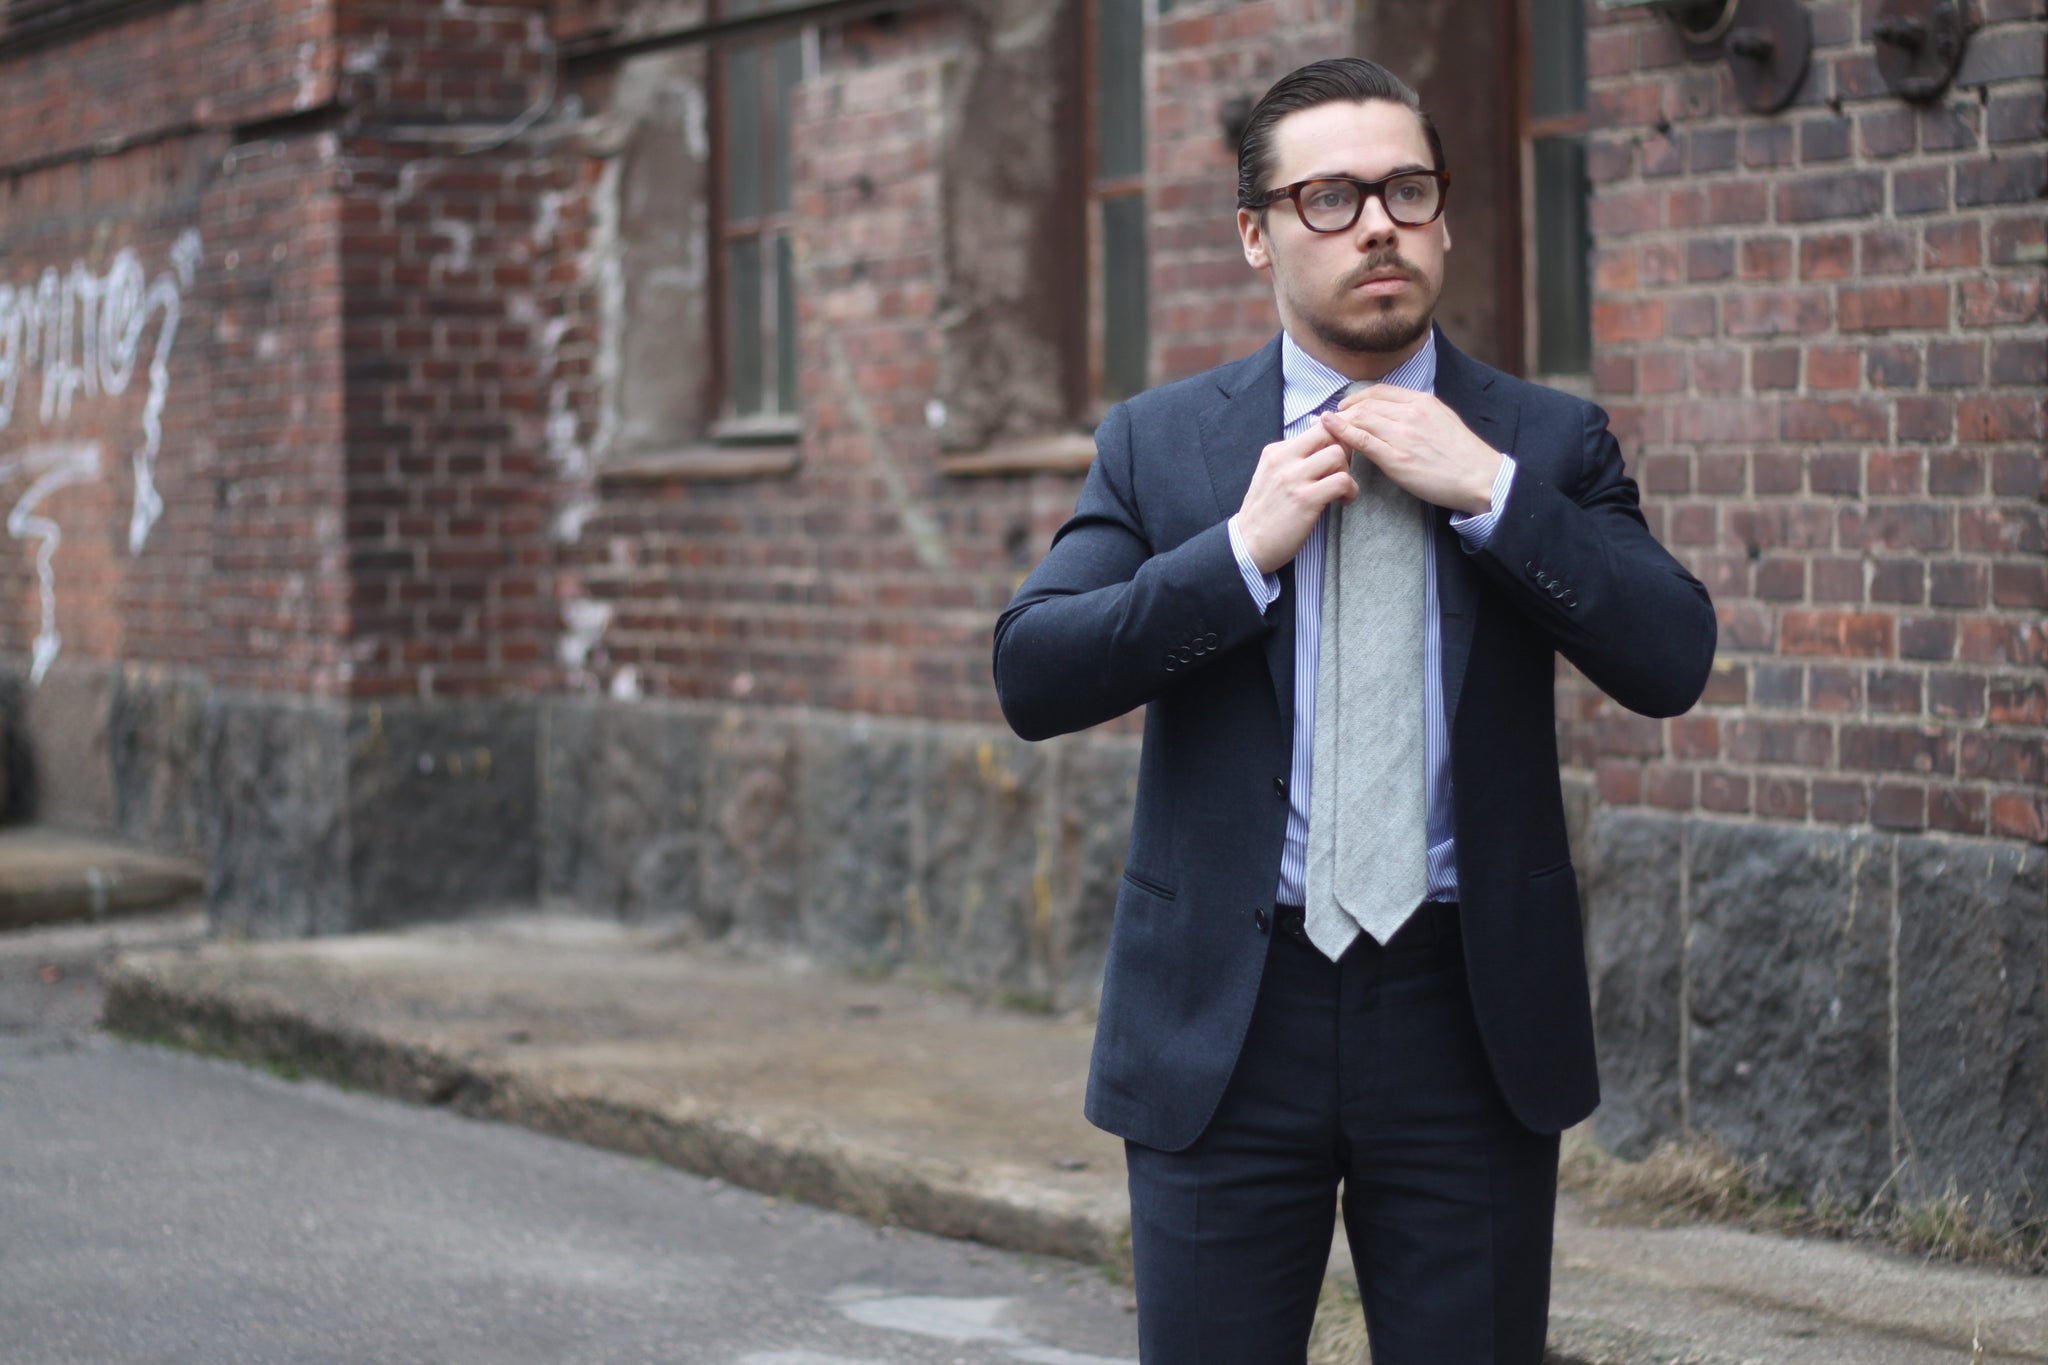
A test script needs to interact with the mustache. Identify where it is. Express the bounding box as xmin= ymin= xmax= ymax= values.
xmin=1343 ymin=251 xmax=1418 ymax=287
